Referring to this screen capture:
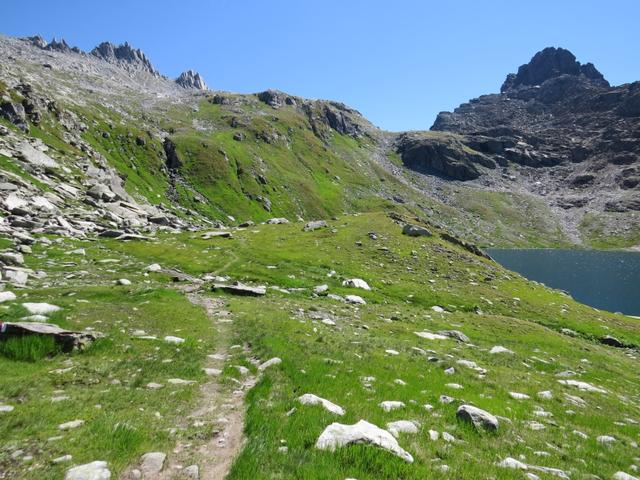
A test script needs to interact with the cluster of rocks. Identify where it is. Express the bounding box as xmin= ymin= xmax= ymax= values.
xmin=253 ymin=89 xmax=372 ymax=142
xmin=0 ymin=85 xmax=196 ymax=281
